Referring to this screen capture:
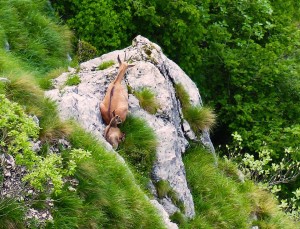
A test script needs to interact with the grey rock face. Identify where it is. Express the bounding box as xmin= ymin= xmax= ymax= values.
xmin=46 ymin=35 xmax=215 ymax=220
